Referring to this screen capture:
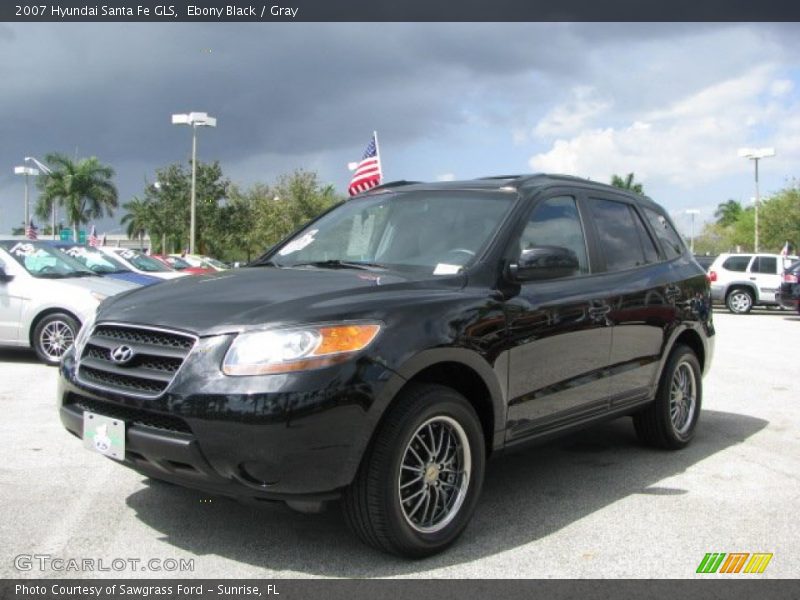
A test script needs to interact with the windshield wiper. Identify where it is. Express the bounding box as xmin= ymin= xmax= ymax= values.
xmin=63 ymin=272 xmax=96 ymax=278
xmin=290 ymin=260 xmax=387 ymax=270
